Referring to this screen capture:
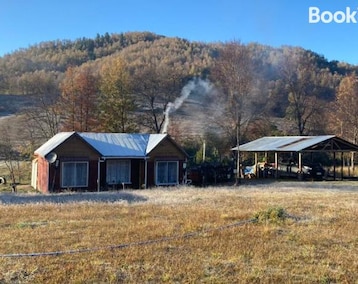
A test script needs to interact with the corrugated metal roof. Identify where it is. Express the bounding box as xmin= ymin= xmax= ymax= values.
xmin=146 ymin=134 xmax=167 ymax=154
xmin=34 ymin=132 xmax=75 ymax=158
xmin=80 ymin=133 xmax=148 ymax=157
xmin=34 ymin=132 xmax=168 ymax=158
xmin=234 ymin=135 xmax=336 ymax=152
